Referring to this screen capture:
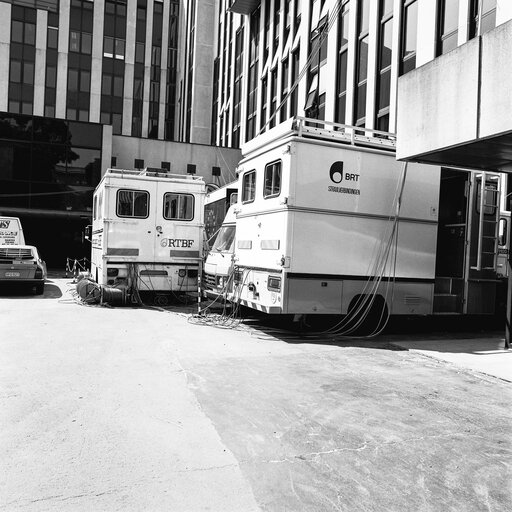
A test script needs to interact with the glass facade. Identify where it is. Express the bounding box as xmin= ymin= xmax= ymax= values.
xmin=0 ymin=112 xmax=102 ymax=266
